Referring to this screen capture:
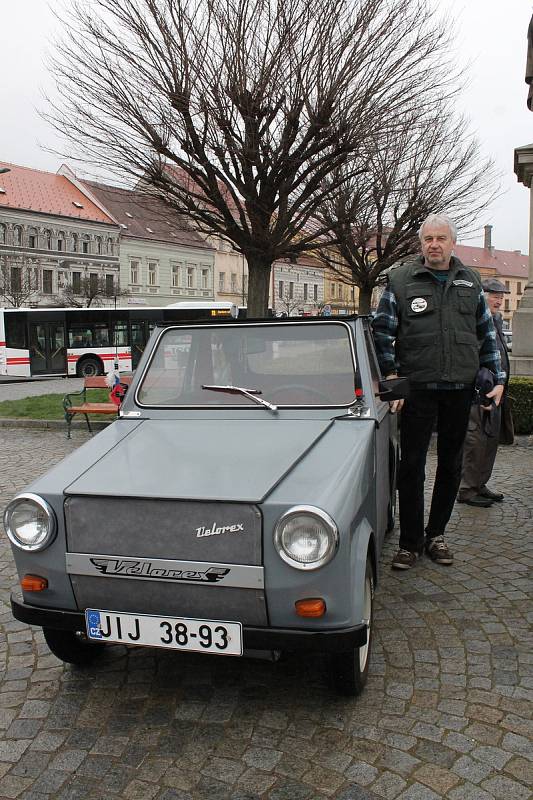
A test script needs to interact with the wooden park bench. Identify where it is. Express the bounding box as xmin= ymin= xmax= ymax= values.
xmin=63 ymin=375 xmax=133 ymax=438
